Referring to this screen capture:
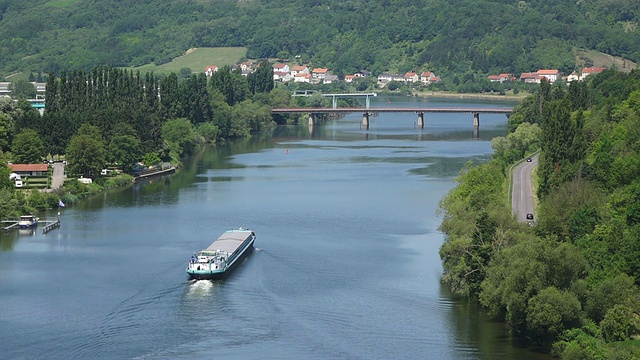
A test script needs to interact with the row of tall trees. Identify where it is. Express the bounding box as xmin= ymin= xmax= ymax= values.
xmin=439 ymin=69 xmax=640 ymax=359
